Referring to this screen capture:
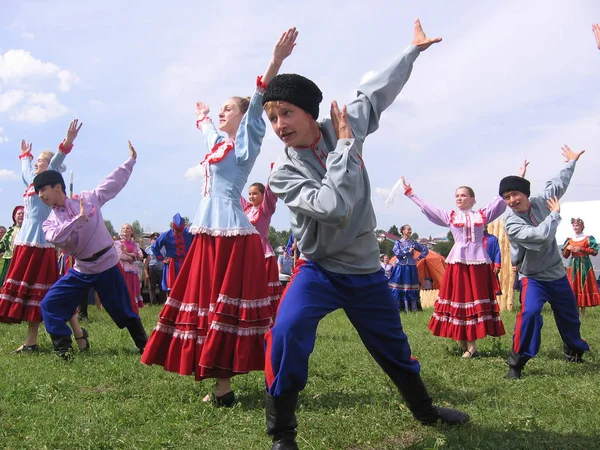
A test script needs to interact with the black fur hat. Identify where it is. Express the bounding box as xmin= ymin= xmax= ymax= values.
xmin=262 ymin=73 xmax=323 ymax=120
